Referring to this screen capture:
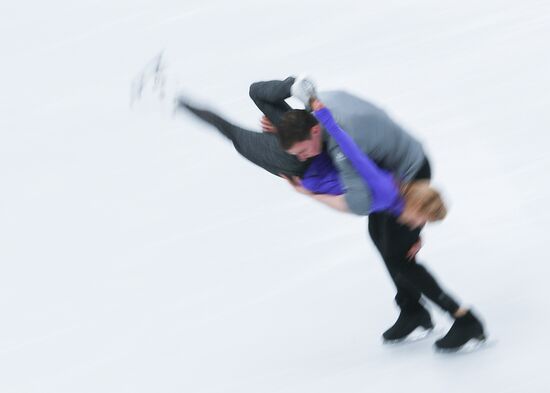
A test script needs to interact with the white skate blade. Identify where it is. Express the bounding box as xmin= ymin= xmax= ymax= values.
xmin=382 ymin=326 xmax=436 ymax=345
xmin=434 ymin=335 xmax=495 ymax=354
xmin=131 ymin=52 xmax=166 ymax=106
